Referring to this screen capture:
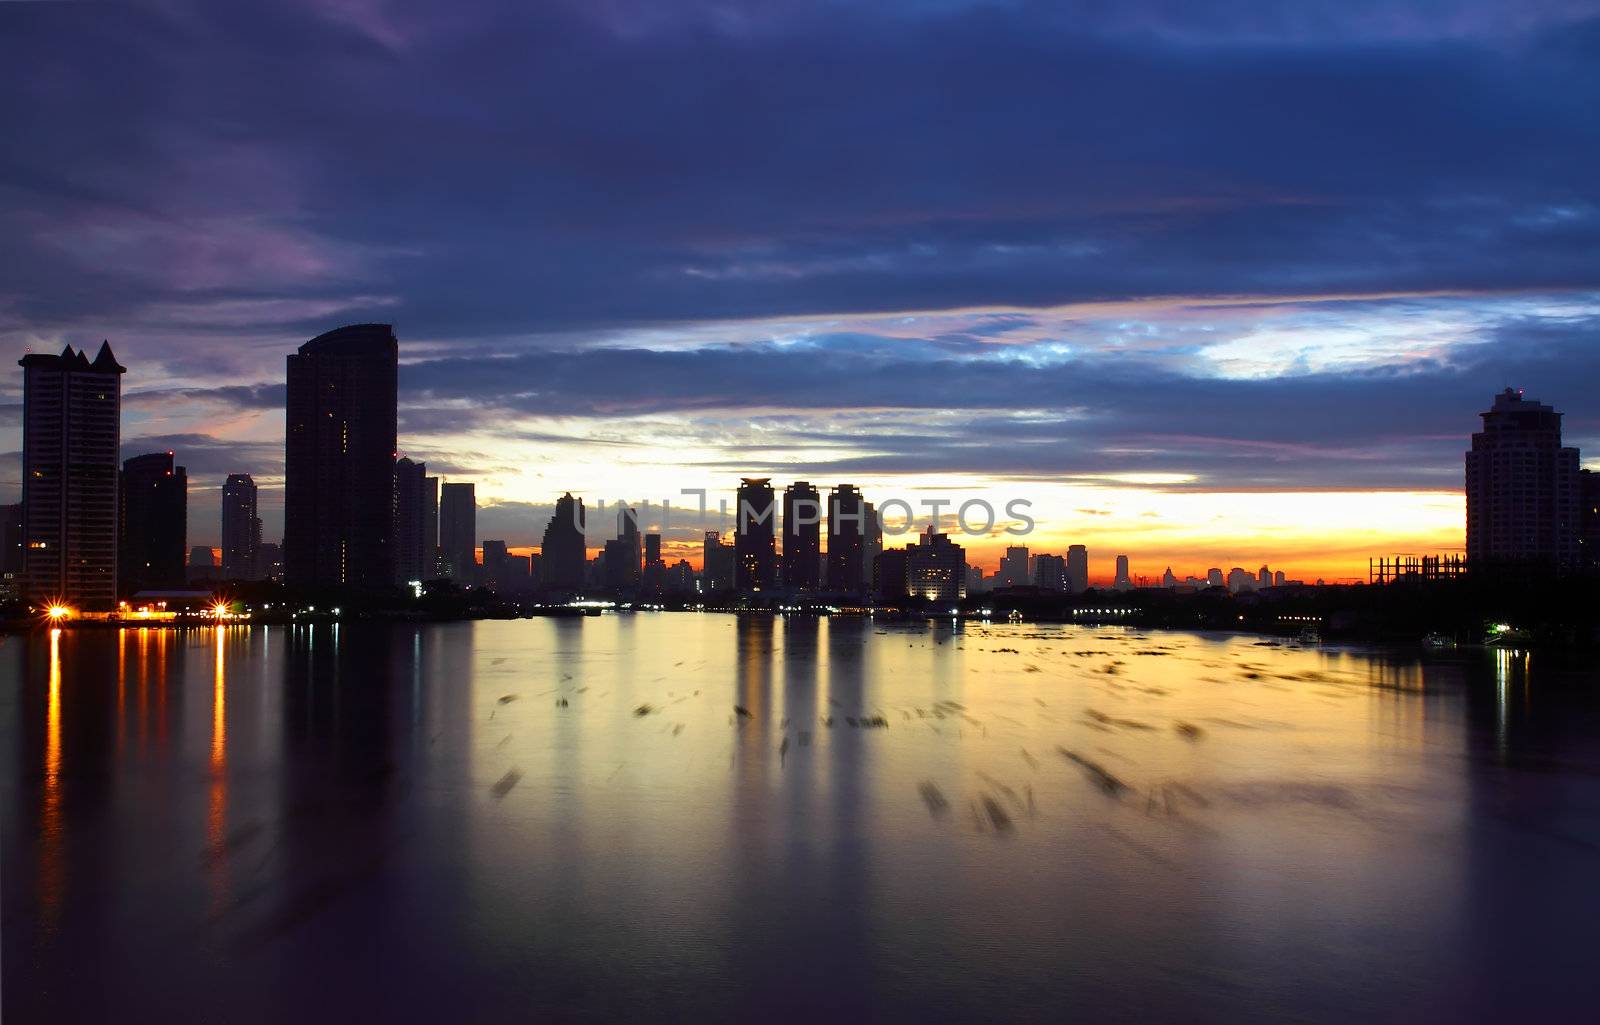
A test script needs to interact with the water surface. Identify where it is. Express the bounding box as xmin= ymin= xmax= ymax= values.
xmin=4 ymin=617 xmax=1599 ymax=1023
